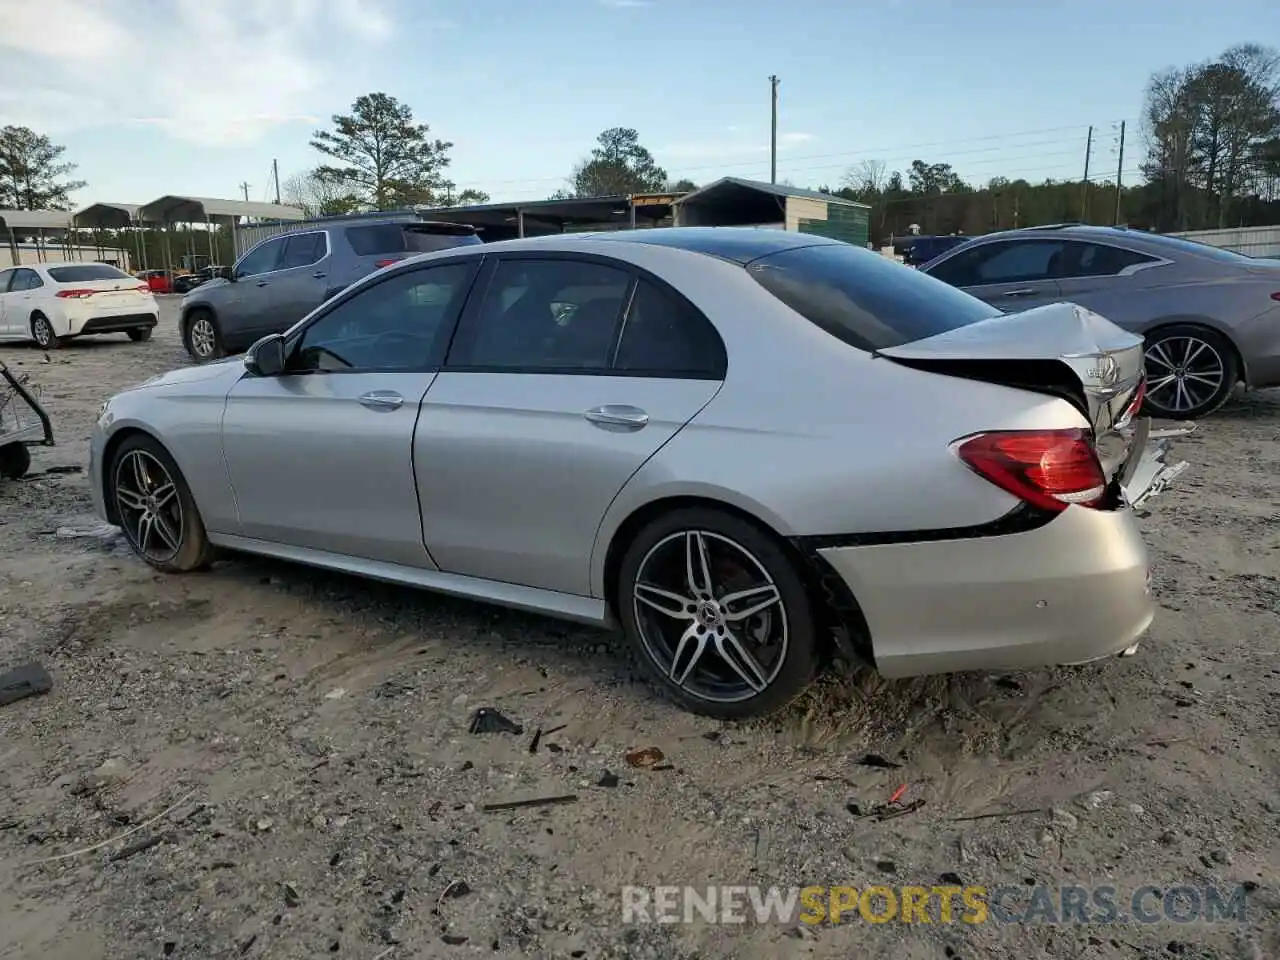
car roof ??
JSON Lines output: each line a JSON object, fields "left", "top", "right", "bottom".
{"left": 474, "top": 227, "right": 844, "bottom": 265}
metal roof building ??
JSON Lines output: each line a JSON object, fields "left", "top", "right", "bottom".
{"left": 416, "top": 193, "right": 681, "bottom": 241}
{"left": 673, "top": 177, "right": 871, "bottom": 246}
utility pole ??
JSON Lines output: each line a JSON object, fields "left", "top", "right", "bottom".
{"left": 272, "top": 159, "right": 281, "bottom": 206}
{"left": 769, "top": 74, "right": 780, "bottom": 184}
{"left": 239, "top": 181, "right": 250, "bottom": 202}
{"left": 1080, "top": 125, "right": 1093, "bottom": 222}
{"left": 1113, "top": 120, "right": 1126, "bottom": 225}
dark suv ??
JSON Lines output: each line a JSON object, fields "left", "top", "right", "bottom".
{"left": 179, "top": 214, "right": 481, "bottom": 362}
{"left": 899, "top": 235, "right": 970, "bottom": 267}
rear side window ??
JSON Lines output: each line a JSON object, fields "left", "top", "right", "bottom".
{"left": 614, "top": 279, "right": 726, "bottom": 378}
{"left": 47, "top": 264, "right": 132, "bottom": 282}
{"left": 748, "top": 243, "right": 1001, "bottom": 352}
{"left": 346, "top": 223, "right": 481, "bottom": 256}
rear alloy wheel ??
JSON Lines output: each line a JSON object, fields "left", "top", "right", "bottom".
{"left": 110, "top": 435, "right": 215, "bottom": 572}
{"left": 30, "top": 314, "right": 59, "bottom": 350}
{"left": 617, "top": 508, "right": 819, "bottom": 719}
{"left": 1143, "top": 325, "right": 1237, "bottom": 420}
{"left": 184, "top": 310, "right": 224, "bottom": 363}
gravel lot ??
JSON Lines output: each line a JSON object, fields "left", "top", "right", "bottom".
{"left": 1, "top": 299, "right": 1277, "bottom": 960}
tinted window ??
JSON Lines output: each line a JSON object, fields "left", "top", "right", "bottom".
{"left": 0, "top": 269, "right": 14, "bottom": 292}
{"left": 747, "top": 243, "right": 1000, "bottom": 352}
{"left": 346, "top": 223, "right": 479, "bottom": 257}
{"left": 614, "top": 279, "right": 726, "bottom": 378}
{"left": 279, "top": 232, "right": 327, "bottom": 269}
{"left": 926, "top": 240, "right": 1066, "bottom": 286}
{"left": 12, "top": 269, "right": 43, "bottom": 290}
{"left": 235, "top": 238, "right": 285, "bottom": 278}
{"left": 452, "top": 258, "right": 631, "bottom": 371}
{"left": 1067, "top": 242, "right": 1159, "bottom": 278}
{"left": 290, "top": 262, "right": 476, "bottom": 373}
{"left": 46, "top": 264, "right": 131, "bottom": 282}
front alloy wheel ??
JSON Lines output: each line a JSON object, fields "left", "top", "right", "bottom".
{"left": 109, "top": 435, "right": 215, "bottom": 572}
{"left": 185, "top": 311, "right": 223, "bottom": 363}
{"left": 618, "top": 508, "right": 819, "bottom": 718}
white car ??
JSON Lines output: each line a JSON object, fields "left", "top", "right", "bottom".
{"left": 0, "top": 262, "right": 159, "bottom": 349}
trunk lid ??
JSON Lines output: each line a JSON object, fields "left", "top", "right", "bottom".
{"left": 57, "top": 277, "right": 151, "bottom": 306}
{"left": 877, "top": 301, "right": 1150, "bottom": 486}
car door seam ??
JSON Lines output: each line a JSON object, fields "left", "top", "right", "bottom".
{"left": 408, "top": 373, "right": 443, "bottom": 569}
{"left": 585, "top": 378, "right": 728, "bottom": 598}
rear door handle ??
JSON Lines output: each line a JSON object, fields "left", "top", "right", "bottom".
{"left": 358, "top": 390, "right": 404, "bottom": 410}
{"left": 256, "top": 281, "right": 269, "bottom": 287}
{"left": 584, "top": 404, "right": 649, "bottom": 431}
{"left": 1002, "top": 288, "right": 1036, "bottom": 297}
{"left": 312, "top": 271, "right": 326, "bottom": 279}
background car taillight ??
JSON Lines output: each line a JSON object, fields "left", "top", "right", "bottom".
{"left": 954, "top": 428, "right": 1107, "bottom": 513}
{"left": 55, "top": 289, "right": 98, "bottom": 299}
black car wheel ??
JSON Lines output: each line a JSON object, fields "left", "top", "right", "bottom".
{"left": 30, "top": 313, "right": 60, "bottom": 350}
{"left": 128, "top": 328, "right": 153, "bottom": 342}
{"left": 616, "top": 507, "right": 819, "bottom": 719}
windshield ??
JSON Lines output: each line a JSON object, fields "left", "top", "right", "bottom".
{"left": 47, "top": 264, "right": 134, "bottom": 282}
{"left": 747, "top": 242, "right": 1001, "bottom": 352}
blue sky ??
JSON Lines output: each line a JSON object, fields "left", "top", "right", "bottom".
{"left": 2, "top": 0, "right": 1278, "bottom": 210}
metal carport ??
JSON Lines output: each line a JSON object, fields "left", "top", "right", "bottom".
{"left": 417, "top": 193, "right": 679, "bottom": 241}
{"left": 137, "top": 196, "right": 305, "bottom": 274}
{"left": 0, "top": 209, "right": 74, "bottom": 266}
{"left": 73, "top": 203, "right": 146, "bottom": 270}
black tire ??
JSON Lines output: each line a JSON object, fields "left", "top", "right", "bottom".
{"left": 0, "top": 442, "right": 31, "bottom": 480}
{"left": 108, "top": 434, "right": 216, "bottom": 573}
{"left": 1142, "top": 324, "right": 1238, "bottom": 420}
{"left": 30, "top": 313, "right": 60, "bottom": 350}
{"left": 127, "top": 328, "right": 153, "bottom": 342}
{"left": 183, "top": 309, "right": 224, "bottom": 363}
{"left": 616, "top": 507, "right": 819, "bottom": 719}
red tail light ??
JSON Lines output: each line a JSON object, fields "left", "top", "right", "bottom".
{"left": 56, "top": 288, "right": 98, "bottom": 299}
{"left": 1270, "top": 291, "right": 1280, "bottom": 301}
{"left": 134, "top": 283, "right": 150, "bottom": 293}
{"left": 955, "top": 429, "right": 1106, "bottom": 513}
{"left": 375, "top": 257, "right": 403, "bottom": 269}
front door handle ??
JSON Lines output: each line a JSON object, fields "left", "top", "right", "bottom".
{"left": 358, "top": 390, "right": 404, "bottom": 411}
{"left": 256, "top": 281, "right": 269, "bottom": 287}
{"left": 312, "top": 271, "right": 326, "bottom": 279}
{"left": 584, "top": 404, "right": 649, "bottom": 431}
{"left": 1002, "top": 288, "right": 1036, "bottom": 297}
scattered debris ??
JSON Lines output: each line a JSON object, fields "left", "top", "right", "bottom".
{"left": 949, "top": 807, "right": 1041, "bottom": 823}
{"left": 1050, "top": 808, "right": 1079, "bottom": 832}
{"left": 938, "top": 872, "right": 964, "bottom": 885}
{"left": 23, "top": 791, "right": 194, "bottom": 867}
{"left": 597, "top": 771, "right": 620, "bottom": 788}
{"left": 855, "top": 754, "right": 901, "bottom": 769}
{"left": 625, "top": 747, "right": 664, "bottom": 768}
{"left": 888, "top": 784, "right": 908, "bottom": 805}
{"left": 283, "top": 883, "right": 302, "bottom": 908}
{"left": 54, "top": 521, "right": 119, "bottom": 540}
{"left": 481, "top": 795, "right": 578, "bottom": 813}
{"left": 849, "top": 798, "right": 927, "bottom": 822}
{"left": 108, "top": 834, "right": 168, "bottom": 863}
{"left": 875, "top": 859, "right": 897, "bottom": 873}
{"left": 323, "top": 687, "right": 346, "bottom": 700}
{"left": 468, "top": 708, "right": 523, "bottom": 735}
{"left": 0, "top": 664, "right": 52, "bottom": 708}
{"left": 441, "top": 935, "right": 468, "bottom": 946}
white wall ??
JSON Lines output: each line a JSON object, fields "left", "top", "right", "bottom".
{"left": 1166, "top": 225, "right": 1280, "bottom": 258}
{"left": 2, "top": 243, "right": 132, "bottom": 270}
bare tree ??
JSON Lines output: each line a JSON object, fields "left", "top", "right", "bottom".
{"left": 281, "top": 169, "right": 361, "bottom": 217}
{"left": 842, "top": 158, "right": 887, "bottom": 198}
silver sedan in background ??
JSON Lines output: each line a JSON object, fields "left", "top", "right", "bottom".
{"left": 919, "top": 224, "right": 1280, "bottom": 419}
{"left": 90, "top": 229, "right": 1177, "bottom": 718}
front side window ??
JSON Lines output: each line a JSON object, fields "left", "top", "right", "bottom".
{"left": 289, "top": 261, "right": 476, "bottom": 373}
{"left": 11, "top": 269, "right": 42, "bottom": 291}
{"left": 748, "top": 242, "right": 1000, "bottom": 352}
{"left": 451, "top": 258, "right": 631, "bottom": 371}
{"left": 928, "top": 240, "right": 1067, "bottom": 287}
{"left": 235, "top": 238, "right": 285, "bottom": 279}
{"left": 279, "top": 232, "right": 327, "bottom": 269}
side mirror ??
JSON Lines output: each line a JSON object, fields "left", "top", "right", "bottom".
{"left": 244, "top": 334, "right": 286, "bottom": 377}
{"left": 218, "top": 266, "right": 235, "bottom": 281}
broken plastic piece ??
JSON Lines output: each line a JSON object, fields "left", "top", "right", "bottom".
{"left": 468, "top": 708, "right": 522, "bottom": 735}
{"left": 0, "top": 664, "right": 52, "bottom": 707}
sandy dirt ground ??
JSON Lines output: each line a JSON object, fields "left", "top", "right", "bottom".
{"left": 0, "top": 301, "right": 1277, "bottom": 960}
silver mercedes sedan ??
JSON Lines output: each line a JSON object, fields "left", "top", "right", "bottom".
{"left": 89, "top": 228, "right": 1177, "bottom": 718}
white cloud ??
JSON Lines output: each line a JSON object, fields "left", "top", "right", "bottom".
{"left": 0, "top": 0, "right": 394, "bottom": 145}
